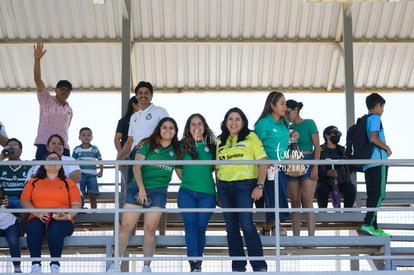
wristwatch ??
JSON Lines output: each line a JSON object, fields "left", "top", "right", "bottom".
{"left": 256, "top": 183, "right": 264, "bottom": 190}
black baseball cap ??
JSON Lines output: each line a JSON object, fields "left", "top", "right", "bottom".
{"left": 56, "top": 80, "right": 72, "bottom": 91}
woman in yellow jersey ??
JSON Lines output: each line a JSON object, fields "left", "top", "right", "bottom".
{"left": 216, "top": 107, "right": 268, "bottom": 272}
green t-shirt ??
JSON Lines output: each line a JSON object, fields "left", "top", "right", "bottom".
{"left": 255, "top": 114, "right": 290, "bottom": 160}
{"left": 131, "top": 143, "right": 177, "bottom": 189}
{"left": 0, "top": 165, "right": 31, "bottom": 197}
{"left": 290, "top": 119, "right": 318, "bottom": 152}
{"left": 179, "top": 142, "right": 216, "bottom": 195}
{"left": 216, "top": 132, "right": 267, "bottom": 181}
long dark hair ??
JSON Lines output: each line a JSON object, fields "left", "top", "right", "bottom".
{"left": 180, "top": 113, "right": 216, "bottom": 160}
{"left": 255, "top": 91, "right": 289, "bottom": 128}
{"left": 122, "top": 96, "right": 138, "bottom": 120}
{"left": 143, "top": 117, "right": 181, "bottom": 158}
{"left": 35, "top": 151, "right": 66, "bottom": 180}
{"left": 218, "top": 107, "right": 251, "bottom": 146}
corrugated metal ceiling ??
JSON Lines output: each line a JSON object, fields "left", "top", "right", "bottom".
{"left": 0, "top": 0, "right": 413, "bottom": 93}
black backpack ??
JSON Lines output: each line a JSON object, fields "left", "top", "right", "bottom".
{"left": 345, "top": 114, "right": 381, "bottom": 172}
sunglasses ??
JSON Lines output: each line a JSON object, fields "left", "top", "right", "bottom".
{"left": 329, "top": 130, "right": 342, "bottom": 136}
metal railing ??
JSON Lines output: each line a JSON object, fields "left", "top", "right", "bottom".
{"left": 0, "top": 158, "right": 413, "bottom": 273}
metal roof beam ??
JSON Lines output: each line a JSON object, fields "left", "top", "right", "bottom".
{"left": 343, "top": 4, "right": 356, "bottom": 129}
{"left": 0, "top": 87, "right": 411, "bottom": 94}
{"left": 1, "top": 39, "right": 413, "bottom": 45}
{"left": 121, "top": 0, "right": 132, "bottom": 117}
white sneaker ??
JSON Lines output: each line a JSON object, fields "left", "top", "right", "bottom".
{"left": 50, "top": 264, "right": 60, "bottom": 273}
{"left": 106, "top": 263, "right": 120, "bottom": 272}
{"left": 31, "top": 264, "right": 41, "bottom": 273}
{"left": 142, "top": 265, "right": 152, "bottom": 272}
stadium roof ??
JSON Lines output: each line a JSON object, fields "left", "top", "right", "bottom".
{"left": 0, "top": 0, "right": 413, "bottom": 94}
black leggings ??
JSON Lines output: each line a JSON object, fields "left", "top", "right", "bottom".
{"left": 363, "top": 165, "right": 388, "bottom": 228}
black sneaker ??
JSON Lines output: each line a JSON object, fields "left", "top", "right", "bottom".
{"left": 190, "top": 261, "right": 201, "bottom": 272}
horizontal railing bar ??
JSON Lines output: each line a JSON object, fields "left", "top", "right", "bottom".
{"left": 1, "top": 158, "right": 414, "bottom": 166}
{"left": 0, "top": 206, "right": 412, "bottom": 214}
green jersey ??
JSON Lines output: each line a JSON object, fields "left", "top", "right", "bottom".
{"left": 179, "top": 142, "right": 215, "bottom": 195}
{"left": 0, "top": 165, "right": 31, "bottom": 197}
{"left": 132, "top": 143, "right": 177, "bottom": 189}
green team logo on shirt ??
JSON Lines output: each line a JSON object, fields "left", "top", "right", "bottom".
{"left": 149, "top": 149, "right": 175, "bottom": 171}
{"left": 150, "top": 164, "right": 173, "bottom": 171}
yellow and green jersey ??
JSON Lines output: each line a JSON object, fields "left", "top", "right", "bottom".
{"left": 216, "top": 132, "right": 266, "bottom": 181}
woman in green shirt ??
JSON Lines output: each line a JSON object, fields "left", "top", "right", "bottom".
{"left": 176, "top": 113, "right": 216, "bottom": 272}
{"left": 255, "top": 91, "right": 297, "bottom": 236}
{"left": 107, "top": 117, "right": 181, "bottom": 273}
{"left": 286, "top": 100, "right": 320, "bottom": 236}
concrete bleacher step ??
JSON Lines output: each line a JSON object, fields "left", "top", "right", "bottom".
{"left": 380, "top": 224, "right": 414, "bottom": 230}
{"left": 390, "top": 247, "right": 414, "bottom": 255}
{"left": 390, "top": 236, "right": 414, "bottom": 242}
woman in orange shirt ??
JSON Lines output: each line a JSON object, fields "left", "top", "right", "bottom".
{"left": 20, "top": 151, "right": 82, "bottom": 273}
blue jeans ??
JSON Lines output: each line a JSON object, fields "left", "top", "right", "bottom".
{"left": 177, "top": 187, "right": 215, "bottom": 258}
{"left": 264, "top": 170, "right": 290, "bottom": 222}
{"left": 26, "top": 218, "right": 74, "bottom": 266}
{"left": 6, "top": 196, "right": 22, "bottom": 209}
{"left": 217, "top": 179, "right": 267, "bottom": 272}
{"left": 0, "top": 219, "right": 21, "bottom": 267}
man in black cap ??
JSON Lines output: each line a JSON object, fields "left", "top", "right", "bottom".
{"left": 33, "top": 42, "right": 73, "bottom": 160}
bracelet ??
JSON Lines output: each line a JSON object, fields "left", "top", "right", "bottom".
{"left": 67, "top": 214, "right": 71, "bottom": 220}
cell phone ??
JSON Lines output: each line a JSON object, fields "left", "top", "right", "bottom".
{"left": 134, "top": 193, "right": 152, "bottom": 208}
{"left": 139, "top": 198, "right": 152, "bottom": 208}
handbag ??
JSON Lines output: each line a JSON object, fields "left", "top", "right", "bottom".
{"left": 284, "top": 142, "right": 308, "bottom": 177}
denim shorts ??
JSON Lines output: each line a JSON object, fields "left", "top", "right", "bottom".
{"left": 124, "top": 184, "right": 168, "bottom": 208}
{"left": 80, "top": 173, "right": 99, "bottom": 194}
{"left": 285, "top": 153, "right": 314, "bottom": 182}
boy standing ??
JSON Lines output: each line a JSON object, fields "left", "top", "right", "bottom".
{"left": 72, "top": 127, "right": 103, "bottom": 209}
{"left": 359, "top": 93, "right": 392, "bottom": 237}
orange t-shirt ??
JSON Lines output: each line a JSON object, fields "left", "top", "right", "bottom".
{"left": 20, "top": 177, "right": 81, "bottom": 222}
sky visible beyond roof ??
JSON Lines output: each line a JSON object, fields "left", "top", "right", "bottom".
{"left": 1, "top": 92, "right": 412, "bottom": 183}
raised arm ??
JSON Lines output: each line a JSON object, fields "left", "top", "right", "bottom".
{"left": 0, "top": 122, "right": 8, "bottom": 147}
{"left": 0, "top": 133, "right": 7, "bottom": 147}
{"left": 33, "top": 42, "right": 47, "bottom": 92}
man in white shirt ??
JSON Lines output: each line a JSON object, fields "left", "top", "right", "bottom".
{"left": 117, "top": 81, "right": 169, "bottom": 161}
